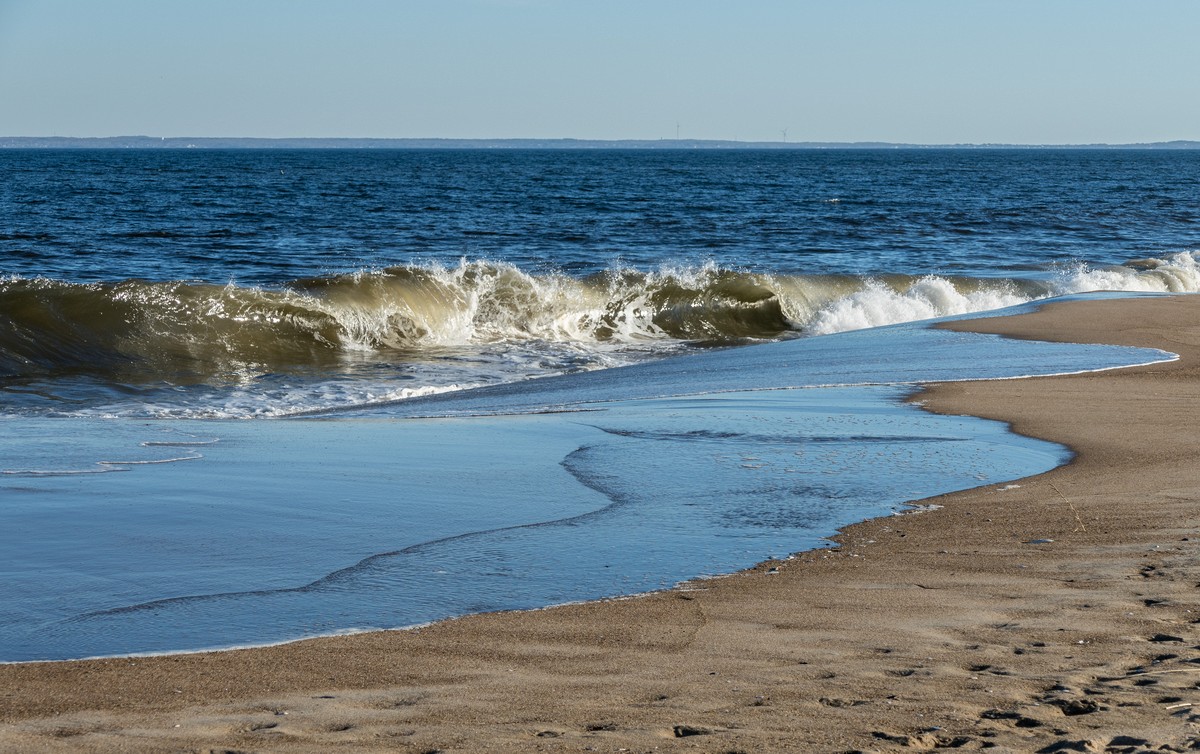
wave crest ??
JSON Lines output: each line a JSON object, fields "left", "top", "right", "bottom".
{"left": 2, "top": 253, "right": 1198, "bottom": 385}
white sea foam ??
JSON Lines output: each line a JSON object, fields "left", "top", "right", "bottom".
{"left": 127, "top": 382, "right": 483, "bottom": 420}
{"left": 806, "top": 277, "right": 1029, "bottom": 335}
{"left": 803, "top": 250, "right": 1200, "bottom": 336}
{"left": 1, "top": 467, "right": 128, "bottom": 476}
{"left": 1054, "top": 251, "right": 1200, "bottom": 295}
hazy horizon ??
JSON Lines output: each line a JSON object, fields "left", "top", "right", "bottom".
{"left": 4, "top": 135, "right": 1200, "bottom": 149}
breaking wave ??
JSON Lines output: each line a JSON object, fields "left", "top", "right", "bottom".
{"left": 2, "top": 253, "right": 1198, "bottom": 388}
{"left": 805, "top": 252, "right": 1200, "bottom": 334}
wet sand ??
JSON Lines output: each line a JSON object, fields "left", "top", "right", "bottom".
{"left": 2, "top": 295, "right": 1198, "bottom": 753}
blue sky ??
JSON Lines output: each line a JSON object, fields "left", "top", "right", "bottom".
{"left": 0, "top": 0, "right": 1196, "bottom": 143}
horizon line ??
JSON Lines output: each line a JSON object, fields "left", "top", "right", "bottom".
{"left": 2, "top": 135, "right": 1199, "bottom": 150}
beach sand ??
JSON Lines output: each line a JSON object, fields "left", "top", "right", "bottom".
{"left": 2, "top": 295, "right": 1198, "bottom": 753}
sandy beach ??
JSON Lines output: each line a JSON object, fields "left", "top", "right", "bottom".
{"left": 2, "top": 294, "right": 1198, "bottom": 753}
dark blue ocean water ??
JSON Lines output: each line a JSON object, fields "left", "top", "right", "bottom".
{"left": 2, "top": 149, "right": 1198, "bottom": 418}
{"left": 4, "top": 149, "right": 1200, "bottom": 284}
{"left": 0, "top": 149, "right": 1191, "bottom": 660}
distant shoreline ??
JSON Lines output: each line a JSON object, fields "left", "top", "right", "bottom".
{"left": 2, "top": 136, "right": 1199, "bottom": 150}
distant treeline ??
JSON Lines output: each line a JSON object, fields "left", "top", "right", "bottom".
{"left": 2, "top": 136, "right": 1199, "bottom": 150}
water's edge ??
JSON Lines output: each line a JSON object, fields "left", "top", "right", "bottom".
{"left": 0, "top": 296, "right": 1178, "bottom": 665}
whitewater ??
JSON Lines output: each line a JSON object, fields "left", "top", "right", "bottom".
{"left": 3, "top": 252, "right": 1197, "bottom": 418}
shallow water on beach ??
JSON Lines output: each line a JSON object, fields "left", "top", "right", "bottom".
{"left": 0, "top": 314, "right": 1173, "bottom": 661}
{"left": 0, "top": 149, "right": 1195, "bottom": 660}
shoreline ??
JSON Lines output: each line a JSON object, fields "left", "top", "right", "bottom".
{"left": 3, "top": 295, "right": 1199, "bottom": 752}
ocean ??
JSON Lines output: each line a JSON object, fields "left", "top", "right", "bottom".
{"left": 1, "top": 148, "right": 1196, "bottom": 661}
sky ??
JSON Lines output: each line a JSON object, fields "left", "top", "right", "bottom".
{"left": 0, "top": 0, "right": 1196, "bottom": 144}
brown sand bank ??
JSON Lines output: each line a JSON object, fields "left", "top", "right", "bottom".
{"left": 2, "top": 295, "right": 1199, "bottom": 753}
